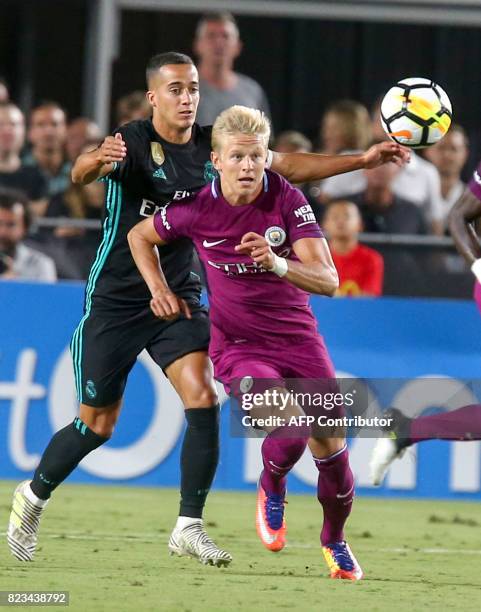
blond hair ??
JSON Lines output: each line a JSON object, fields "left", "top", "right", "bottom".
{"left": 212, "top": 105, "right": 270, "bottom": 151}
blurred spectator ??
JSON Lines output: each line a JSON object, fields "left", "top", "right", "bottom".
{"left": 0, "top": 102, "right": 48, "bottom": 206}
{"left": 424, "top": 124, "right": 469, "bottom": 228}
{"left": 275, "top": 130, "right": 312, "bottom": 154}
{"left": 0, "top": 77, "right": 9, "bottom": 103}
{"left": 322, "top": 100, "right": 444, "bottom": 234}
{"left": 194, "top": 12, "right": 271, "bottom": 126}
{"left": 274, "top": 130, "right": 322, "bottom": 219}
{"left": 344, "top": 163, "right": 427, "bottom": 234}
{"left": 370, "top": 94, "right": 386, "bottom": 142}
{"left": 34, "top": 142, "right": 104, "bottom": 280}
{"left": 323, "top": 199, "right": 384, "bottom": 296}
{"left": 0, "top": 187, "right": 56, "bottom": 281}
{"left": 24, "top": 102, "right": 71, "bottom": 203}
{"left": 320, "top": 99, "right": 372, "bottom": 155}
{"left": 66, "top": 117, "right": 102, "bottom": 162}
{"left": 316, "top": 100, "right": 372, "bottom": 204}
{"left": 116, "top": 91, "right": 151, "bottom": 126}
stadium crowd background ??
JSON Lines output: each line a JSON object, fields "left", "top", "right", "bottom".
{"left": 0, "top": 0, "right": 479, "bottom": 298}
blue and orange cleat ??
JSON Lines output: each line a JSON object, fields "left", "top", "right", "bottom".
{"left": 322, "top": 541, "right": 363, "bottom": 580}
{"left": 255, "top": 479, "right": 287, "bottom": 552}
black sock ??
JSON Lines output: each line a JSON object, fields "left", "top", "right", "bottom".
{"left": 179, "top": 405, "right": 220, "bottom": 519}
{"left": 31, "top": 417, "right": 109, "bottom": 500}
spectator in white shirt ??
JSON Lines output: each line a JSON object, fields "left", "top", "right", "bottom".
{"left": 317, "top": 100, "right": 371, "bottom": 203}
{"left": 424, "top": 124, "right": 469, "bottom": 230}
{"left": 322, "top": 98, "right": 445, "bottom": 234}
{"left": 0, "top": 188, "right": 56, "bottom": 281}
{"left": 320, "top": 99, "right": 372, "bottom": 155}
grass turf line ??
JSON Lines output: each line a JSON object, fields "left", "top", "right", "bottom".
{"left": 1, "top": 481, "right": 481, "bottom": 611}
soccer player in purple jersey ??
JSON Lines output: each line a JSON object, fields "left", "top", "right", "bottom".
{"left": 370, "top": 159, "right": 481, "bottom": 485}
{"left": 6, "top": 51, "right": 408, "bottom": 567}
{"left": 128, "top": 105, "right": 363, "bottom": 580}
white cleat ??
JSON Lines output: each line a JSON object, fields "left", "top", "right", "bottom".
{"left": 7, "top": 481, "right": 48, "bottom": 562}
{"left": 370, "top": 437, "right": 406, "bottom": 486}
{"left": 168, "top": 521, "right": 232, "bottom": 567}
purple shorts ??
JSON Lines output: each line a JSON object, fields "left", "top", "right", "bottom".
{"left": 209, "top": 325, "right": 336, "bottom": 395}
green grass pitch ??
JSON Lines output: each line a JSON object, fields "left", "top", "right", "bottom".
{"left": 1, "top": 481, "right": 481, "bottom": 611}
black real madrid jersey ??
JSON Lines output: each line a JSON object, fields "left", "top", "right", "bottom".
{"left": 86, "top": 120, "right": 215, "bottom": 310}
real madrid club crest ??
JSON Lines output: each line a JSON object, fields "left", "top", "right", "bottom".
{"left": 150, "top": 142, "right": 165, "bottom": 166}
{"left": 265, "top": 226, "right": 286, "bottom": 248}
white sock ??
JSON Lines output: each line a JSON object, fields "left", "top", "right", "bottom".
{"left": 176, "top": 516, "right": 202, "bottom": 530}
{"left": 24, "top": 482, "right": 49, "bottom": 508}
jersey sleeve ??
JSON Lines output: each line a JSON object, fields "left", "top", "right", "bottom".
{"left": 281, "top": 178, "right": 324, "bottom": 243}
{"left": 153, "top": 198, "right": 197, "bottom": 242}
{"left": 468, "top": 162, "right": 481, "bottom": 202}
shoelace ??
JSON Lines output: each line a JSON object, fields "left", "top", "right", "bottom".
{"left": 328, "top": 542, "right": 355, "bottom": 570}
{"left": 265, "top": 493, "right": 285, "bottom": 530}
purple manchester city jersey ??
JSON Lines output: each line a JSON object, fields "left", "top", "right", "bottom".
{"left": 469, "top": 162, "right": 481, "bottom": 201}
{"left": 153, "top": 170, "right": 324, "bottom": 345}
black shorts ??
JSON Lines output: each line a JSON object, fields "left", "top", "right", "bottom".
{"left": 70, "top": 304, "right": 210, "bottom": 407}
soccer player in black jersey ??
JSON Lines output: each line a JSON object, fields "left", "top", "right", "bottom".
{"left": 7, "top": 51, "right": 408, "bottom": 564}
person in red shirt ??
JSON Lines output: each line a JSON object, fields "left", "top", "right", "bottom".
{"left": 323, "top": 199, "right": 384, "bottom": 296}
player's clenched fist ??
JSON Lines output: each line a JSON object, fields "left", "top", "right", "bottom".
{"left": 150, "top": 288, "right": 192, "bottom": 321}
{"left": 235, "top": 232, "right": 275, "bottom": 270}
{"left": 95, "top": 132, "right": 127, "bottom": 165}
{"left": 362, "top": 141, "right": 410, "bottom": 169}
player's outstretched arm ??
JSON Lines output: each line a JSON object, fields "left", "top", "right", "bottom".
{"left": 71, "top": 133, "right": 127, "bottom": 184}
{"left": 270, "top": 142, "right": 410, "bottom": 184}
{"left": 127, "top": 218, "right": 191, "bottom": 320}
{"left": 235, "top": 233, "right": 338, "bottom": 296}
{"left": 448, "top": 188, "right": 481, "bottom": 273}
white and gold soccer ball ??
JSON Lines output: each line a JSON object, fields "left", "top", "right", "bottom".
{"left": 380, "top": 77, "right": 452, "bottom": 149}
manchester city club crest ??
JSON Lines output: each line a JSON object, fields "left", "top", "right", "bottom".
{"left": 239, "top": 375, "right": 254, "bottom": 393}
{"left": 150, "top": 142, "right": 165, "bottom": 166}
{"left": 264, "top": 226, "right": 286, "bottom": 247}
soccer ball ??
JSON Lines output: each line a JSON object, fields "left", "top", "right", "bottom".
{"left": 380, "top": 77, "right": 452, "bottom": 149}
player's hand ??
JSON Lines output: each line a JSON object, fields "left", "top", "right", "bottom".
{"left": 150, "top": 288, "right": 192, "bottom": 321}
{"left": 235, "top": 232, "right": 275, "bottom": 270}
{"left": 95, "top": 133, "right": 127, "bottom": 165}
{"left": 362, "top": 141, "right": 410, "bottom": 169}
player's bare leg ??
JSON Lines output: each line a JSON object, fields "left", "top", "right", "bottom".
{"left": 165, "top": 351, "right": 232, "bottom": 567}
{"left": 7, "top": 401, "right": 120, "bottom": 561}
{"left": 309, "top": 436, "right": 363, "bottom": 581}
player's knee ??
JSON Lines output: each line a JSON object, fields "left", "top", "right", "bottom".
{"left": 308, "top": 436, "right": 345, "bottom": 458}
{"left": 79, "top": 403, "right": 120, "bottom": 439}
{"left": 89, "top": 421, "right": 115, "bottom": 439}
{"left": 183, "top": 385, "right": 218, "bottom": 408}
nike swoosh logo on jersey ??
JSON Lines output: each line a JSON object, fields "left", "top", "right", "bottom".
{"left": 475, "top": 171, "right": 481, "bottom": 186}
{"left": 203, "top": 239, "right": 227, "bottom": 248}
